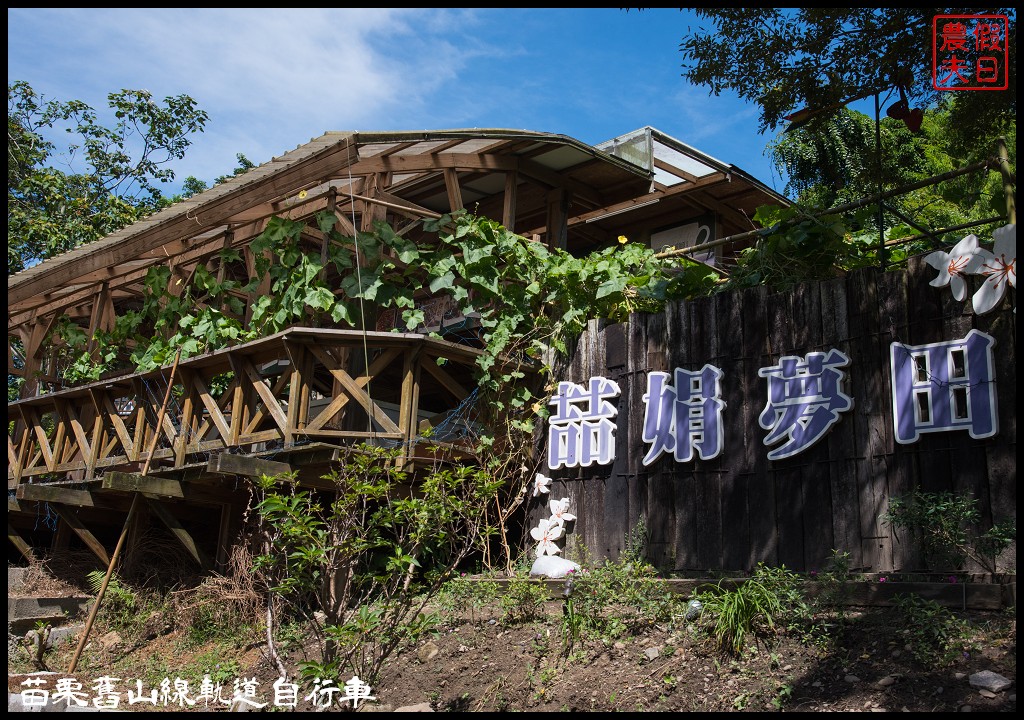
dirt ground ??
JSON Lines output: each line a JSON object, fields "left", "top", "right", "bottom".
{"left": 10, "top": 583, "right": 1016, "bottom": 713}
{"left": 371, "top": 598, "right": 1016, "bottom": 712}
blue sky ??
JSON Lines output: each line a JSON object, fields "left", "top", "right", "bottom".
{"left": 8, "top": 8, "right": 794, "bottom": 198}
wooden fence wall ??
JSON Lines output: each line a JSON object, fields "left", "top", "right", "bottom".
{"left": 533, "top": 256, "right": 1016, "bottom": 574}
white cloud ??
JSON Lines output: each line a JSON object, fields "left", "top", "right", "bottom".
{"left": 8, "top": 8, "right": 493, "bottom": 185}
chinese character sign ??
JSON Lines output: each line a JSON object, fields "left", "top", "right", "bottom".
{"left": 933, "top": 14, "right": 1009, "bottom": 90}
{"left": 890, "top": 329, "right": 998, "bottom": 444}
{"left": 641, "top": 365, "right": 725, "bottom": 465}
{"left": 547, "top": 377, "right": 621, "bottom": 469}
{"left": 19, "top": 675, "right": 374, "bottom": 711}
{"left": 758, "top": 350, "right": 853, "bottom": 461}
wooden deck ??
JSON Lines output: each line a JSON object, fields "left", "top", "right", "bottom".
{"left": 7, "top": 327, "right": 507, "bottom": 567}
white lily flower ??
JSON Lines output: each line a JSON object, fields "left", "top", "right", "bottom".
{"left": 548, "top": 497, "right": 576, "bottom": 526}
{"left": 925, "top": 234, "right": 984, "bottom": 301}
{"left": 971, "top": 224, "right": 1016, "bottom": 315}
{"left": 530, "top": 517, "right": 564, "bottom": 557}
{"left": 532, "top": 472, "right": 552, "bottom": 497}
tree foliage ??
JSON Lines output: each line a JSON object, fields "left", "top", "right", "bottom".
{"left": 768, "top": 105, "right": 1014, "bottom": 244}
{"left": 679, "top": 8, "right": 1016, "bottom": 149}
{"left": 7, "top": 80, "right": 209, "bottom": 274}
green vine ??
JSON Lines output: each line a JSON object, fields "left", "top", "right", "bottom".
{"left": 48, "top": 210, "right": 709, "bottom": 412}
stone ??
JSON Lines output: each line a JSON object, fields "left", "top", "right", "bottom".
{"left": 643, "top": 646, "right": 662, "bottom": 661}
{"left": 417, "top": 642, "right": 439, "bottom": 662}
{"left": 969, "top": 670, "right": 1011, "bottom": 693}
{"left": 877, "top": 676, "right": 897, "bottom": 687}
{"left": 978, "top": 690, "right": 997, "bottom": 699}
{"left": 395, "top": 703, "right": 434, "bottom": 712}
{"left": 529, "top": 556, "right": 580, "bottom": 578}
{"left": 845, "top": 675, "right": 861, "bottom": 683}
{"left": 98, "top": 631, "right": 122, "bottom": 648}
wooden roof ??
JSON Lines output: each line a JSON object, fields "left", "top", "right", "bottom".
{"left": 8, "top": 127, "right": 785, "bottom": 335}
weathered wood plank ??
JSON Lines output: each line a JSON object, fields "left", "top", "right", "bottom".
{"left": 102, "top": 471, "right": 187, "bottom": 498}
{"left": 820, "top": 276, "right": 862, "bottom": 570}
{"left": 741, "top": 284, "right": 776, "bottom": 568}
{"left": 207, "top": 453, "right": 293, "bottom": 478}
{"left": 597, "top": 322, "right": 628, "bottom": 560}
{"left": 691, "top": 294, "right": 722, "bottom": 569}
{"left": 717, "top": 289, "right": 748, "bottom": 571}
{"left": 17, "top": 483, "right": 100, "bottom": 508}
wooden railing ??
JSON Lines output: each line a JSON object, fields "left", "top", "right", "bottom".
{"left": 8, "top": 327, "right": 489, "bottom": 487}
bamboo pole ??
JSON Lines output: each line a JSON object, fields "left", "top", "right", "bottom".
{"left": 142, "top": 349, "right": 183, "bottom": 476}
{"left": 68, "top": 349, "right": 183, "bottom": 673}
{"left": 67, "top": 493, "right": 141, "bottom": 674}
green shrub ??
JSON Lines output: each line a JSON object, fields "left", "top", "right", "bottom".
{"left": 893, "top": 593, "right": 975, "bottom": 665}
{"left": 694, "top": 563, "right": 804, "bottom": 656}
{"left": 883, "top": 490, "right": 1016, "bottom": 573}
{"left": 499, "top": 576, "right": 550, "bottom": 624}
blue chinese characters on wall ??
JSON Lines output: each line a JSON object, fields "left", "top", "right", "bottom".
{"left": 547, "top": 377, "right": 621, "bottom": 470}
{"left": 757, "top": 350, "right": 853, "bottom": 461}
{"left": 545, "top": 331, "right": 999, "bottom": 468}
{"left": 889, "top": 329, "right": 998, "bottom": 444}
{"left": 641, "top": 365, "right": 725, "bottom": 465}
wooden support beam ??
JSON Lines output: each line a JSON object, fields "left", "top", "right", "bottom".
{"left": 89, "top": 391, "right": 135, "bottom": 462}
{"left": 207, "top": 453, "right": 293, "bottom": 478}
{"left": 546, "top": 187, "right": 568, "bottom": 250}
{"left": 9, "top": 523, "right": 35, "bottom": 562}
{"left": 304, "top": 347, "right": 400, "bottom": 431}
{"left": 238, "top": 358, "right": 291, "bottom": 434}
{"left": 174, "top": 375, "right": 196, "bottom": 467}
{"left": 100, "top": 471, "right": 235, "bottom": 505}
{"left": 398, "top": 348, "right": 422, "bottom": 467}
{"left": 444, "top": 168, "right": 464, "bottom": 212}
{"left": 190, "top": 372, "right": 232, "bottom": 444}
{"left": 17, "top": 483, "right": 101, "bottom": 508}
{"left": 50, "top": 506, "right": 110, "bottom": 565}
{"left": 304, "top": 345, "right": 401, "bottom": 434}
{"left": 421, "top": 356, "right": 471, "bottom": 402}
{"left": 143, "top": 496, "right": 212, "bottom": 571}
{"left": 102, "top": 471, "right": 187, "bottom": 498}
{"left": 333, "top": 208, "right": 357, "bottom": 236}
{"left": 215, "top": 502, "right": 235, "bottom": 571}
{"left": 503, "top": 170, "right": 518, "bottom": 230}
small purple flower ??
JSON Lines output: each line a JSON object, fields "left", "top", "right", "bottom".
{"left": 809, "top": 570, "right": 818, "bottom": 578}
{"left": 947, "top": 575, "right": 958, "bottom": 584}
{"left": 879, "top": 576, "right": 888, "bottom": 583}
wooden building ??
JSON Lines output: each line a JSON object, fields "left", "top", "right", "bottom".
{"left": 8, "top": 127, "right": 787, "bottom": 569}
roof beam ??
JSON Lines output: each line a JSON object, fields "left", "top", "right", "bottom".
{"left": 9, "top": 136, "right": 361, "bottom": 306}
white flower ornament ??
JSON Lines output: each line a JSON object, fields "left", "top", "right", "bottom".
{"left": 549, "top": 497, "right": 576, "bottom": 526}
{"left": 532, "top": 473, "right": 552, "bottom": 497}
{"left": 925, "top": 234, "right": 984, "bottom": 301}
{"left": 530, "top": 518, "right": 564, "bottom": 557}
{"left": 971, "top": 223, "right": 1016, "bottom": 315}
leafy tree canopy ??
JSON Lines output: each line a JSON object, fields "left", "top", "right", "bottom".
{"left": 7, "top": 80, "right": 209, "bottom": 274}
{"left": 769, "top": 104, "right": 1014, "bottom": 227}
{"left": 679, "top": 8, "right": 1016, "bottom": 151}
